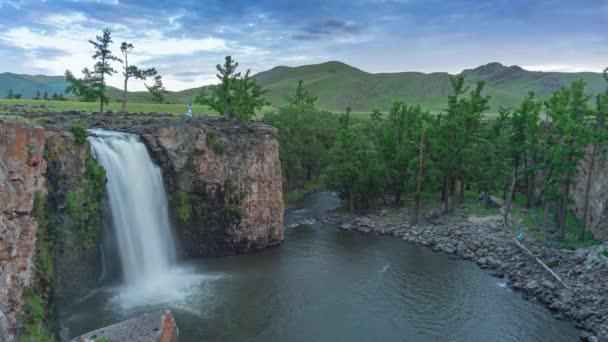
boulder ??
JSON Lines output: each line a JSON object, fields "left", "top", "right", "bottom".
{"left": 71, "top": 311, "right": 178, "bottom": 342}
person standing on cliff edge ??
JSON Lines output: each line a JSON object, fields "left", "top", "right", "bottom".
{"left": 185, "top": 100, "right": 193, "bottom": 118}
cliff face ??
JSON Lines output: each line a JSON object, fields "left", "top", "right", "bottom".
{"left": 0, "top": 119, "right": 47, "bottom": 340}
{"left": 0, "top": 115, "right": 284, "bottom": 340}
{"left": 572, "top": 147, "right": 608, "bottom": 240}
{"left": 44, "top": 129, "right": 106, "bottom": 303}
{"left": 140, "top": 118, "right": 284, "bottom": 257}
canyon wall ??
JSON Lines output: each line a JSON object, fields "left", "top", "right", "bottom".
{"left": 571, "top": 147, "right": 608, "bottom": 240}
{"left": 140, "top": 117, "right": 284, "bottom": 257}
{"left": 0, "top": 115, "right": 285, "bottom": 339}
{"left": 0, "top": 119, "right": 47, "bottom": 340}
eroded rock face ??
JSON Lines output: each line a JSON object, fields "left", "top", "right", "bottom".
{"left": 71, "top": 310, "right": 179, "bottom": 342}
{"left": 140, "top": 118, "right": 284, "bottom": 256}
{"left": 0, "top": 119, "right": 47, "bottom": 340}
{"left": 44, "top": 128, "right": 106, "bottom": 303}
{"left": 571, "top": 146, "right": 608, "bottom": 240}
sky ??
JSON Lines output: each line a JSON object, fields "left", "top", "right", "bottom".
{"left": 0, "top": 0, "right": 606, "bottom": 91}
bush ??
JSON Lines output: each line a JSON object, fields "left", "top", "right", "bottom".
{"left": 71, "top": 124, "right": 88, "bottom": 146}
{"left": 174, "top": 192, "right": 193, "bottom": 221}
{"left": 19, "top": 292, "right": 54, "bottom": 342}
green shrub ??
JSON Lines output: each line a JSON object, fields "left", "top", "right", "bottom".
{"left": 205, "top": 130, "right": 227, "bottom": 154}
{"left": 224, "top": 204, "right": 242, "bottom": 217}
{"left": 71, "top": 124, "right": 88, "bottom": 146}
{"left": 19, "top": 292, "right": 54, "bottom": 342}
{"left": 33, "top": 192, "right": 54, "bottom": 283}
{"left": 174, "top": 192, "right": 193, "bottom": 221}
{"left": 227, "top": 183, "right": 238, "bottom": 193}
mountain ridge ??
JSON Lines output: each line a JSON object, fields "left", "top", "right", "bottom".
{"left": 1, "top": 62, "right": 605, "bottom": 112}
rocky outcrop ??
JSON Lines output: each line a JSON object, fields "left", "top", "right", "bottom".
{"left": 572, "top": 147, "right": 608, "bottom": 240}
{"left": 140, "top": 118, "right": 284, "bottom": 256}
{"left": 0, "top": 113, "right": 284, "bottom": 339}
{"left": 71, "top": 310, "right": 178, "bottom": 342}
{"left": 44, "top": 128, "right": 106, "bottom": 303}
{"left": 0, "top": 119, "right": 47, "bottom": 341}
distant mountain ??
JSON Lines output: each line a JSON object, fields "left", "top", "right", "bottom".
{"left": 2, "top": 62, "right": 606, "bottom": 112}
{"left": 0, "top": 73, "right": 67, "bottom": 98}
{"left": 249, "top": 61, "right": 606, "bottom": 112}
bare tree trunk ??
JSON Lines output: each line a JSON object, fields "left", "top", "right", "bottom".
{"left": 558, "top": 147, "right": 574, "bottom": 241}
{"left": 580, "top": 144, "right": 597, "bottom": 240}
{"left": 503, "top": 168, "right": 518, "bottom": 226}
{"left": 121, "top": 77, "right": 128, "bottom": 113}
{"left": 459, "top": 174, "right": 465, "bottom": 204}
{"left": 444, "top": 176, "right": 450, "bottom": 214}
{"left": 558, "top": 184, "right": 570, "bottom": 241}
{"left": 543, "top": 201, "right": 549, "bottom": 245}
{"left": 535, "top": 169, "right": 553, "bottom": 207}
{"left": 414, "top": 132, "right": 424, "bottom": 224}
{"left": 526, "top": 155, "right": 536, "bottom": 208}
{"left": 449, "top": 176, "right": 456, "bottom": 213}
{"left": 441, "top": 176, "right": 447, "bottom": 202}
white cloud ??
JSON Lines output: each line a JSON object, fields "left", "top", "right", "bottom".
{"left": 522, "top": 64, "right": 601, "bottom": 73}
{"left": 0, "top": 25, "right": 228, "bottom": 90}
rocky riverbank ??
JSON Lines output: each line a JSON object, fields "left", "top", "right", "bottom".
{"left": 322, "top": 208, "right": 608, "bottom": 341}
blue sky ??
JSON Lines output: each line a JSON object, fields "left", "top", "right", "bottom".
{"left": 0, "top": 0, "right": 606, "bottom": 91}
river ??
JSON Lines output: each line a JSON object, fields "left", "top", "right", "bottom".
{"left": 59, "top": 191, "right": 580, "bottom": 341}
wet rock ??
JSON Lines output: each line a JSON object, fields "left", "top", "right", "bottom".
{"left": 542, "top": 280, "right": 557, "bottom": 291}
{"left": 71, "top": 310, "right": 179, "bottom": 342}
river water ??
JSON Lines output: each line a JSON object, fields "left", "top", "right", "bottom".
{"left": 59, "top": 191, "right": 580, "bottom": 341}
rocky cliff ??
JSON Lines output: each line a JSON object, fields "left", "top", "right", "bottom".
{"left": 139, "top": 117, "right": 284, "bottom": 256}
{"left": 0, "top": 114, "right": 285, "bottom": 340}
{"left": 0, "top": 119, "right": 47, "bottom": 340}
{"left": 572, "top": 147, "right": 608, "bottom": 240}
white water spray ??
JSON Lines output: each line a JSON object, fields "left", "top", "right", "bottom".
{"left": 89, "top": 129, "right": 176, "bottom": 285}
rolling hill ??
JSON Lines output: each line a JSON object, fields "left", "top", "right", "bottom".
{"left": 1, "top": 61, "right": 606, "bottom": 113}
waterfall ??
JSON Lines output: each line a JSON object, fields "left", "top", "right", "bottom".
{"left": 88, "top": 129, "right": 176, "bottom": 286}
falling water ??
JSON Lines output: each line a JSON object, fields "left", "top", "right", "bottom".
{"left": 88, "top": 129, "right": 176, "bottom": 286}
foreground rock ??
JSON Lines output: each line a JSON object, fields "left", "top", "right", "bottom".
{"left": 0, "top": 120, "right": 47, "bottom": 340}
{"left": 324, "top": 210, "right": 608, "bottom": 341}
{"left": 71, "top": 311, "right": 178, "bottom": 342}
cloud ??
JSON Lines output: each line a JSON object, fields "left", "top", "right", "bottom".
{"left": 0, "top": 0, "right": 605, "bottom": 91}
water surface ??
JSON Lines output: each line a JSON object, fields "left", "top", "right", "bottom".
{"left": 60, "top": 191, "right": 580, "bottom": 341}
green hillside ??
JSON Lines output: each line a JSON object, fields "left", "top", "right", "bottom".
{"left": 2, "top": 61, "right": 606, "bottom": 113}
{"left": 251, "top": 61, "right": 606, "bottom": 113}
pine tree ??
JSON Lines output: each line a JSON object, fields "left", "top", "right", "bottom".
{"left": 43, "top": 91, "right": 49, "bottom": 100}
{"left": 289, "top": 80, "right": 317, "bottom": 107}
{"left": 545, "top": 81, "right": 591, "bottom": 240}
{"left": 120, "top": 42, "right": 158, "bottom": 112}
{"left": 33, "top": 90, "right": 41, "bottom": 100}
{"left": 88, "top": 28, "right": 122, "bottom": 112}
{"left": 145, "top": 75, "right": 167, "bottom": 104}
{"left": 196, "top": 56, "right": 268, "bottom": 121}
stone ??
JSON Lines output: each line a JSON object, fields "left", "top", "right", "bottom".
{"left": 71, "top": 310, "right": 178, "bottom": 342}
{"left": 526, "top": 280, "right": 540, "bottom": 290}
{"left": 542, "top": 280, "right": 557, "bottom": 291}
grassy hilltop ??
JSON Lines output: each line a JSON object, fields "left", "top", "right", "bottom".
{"left": 2, "top": 61, "right": 606, "bottom": 114}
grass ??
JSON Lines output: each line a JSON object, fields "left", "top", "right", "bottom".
{"left": 510, "top": 194, "right": 603, "bottom": 249}
{"left": 0, "top": 99, "right": 216, "bottom": 116}
{"left": 283, "top": 180, "right": 321, "bottom": 203}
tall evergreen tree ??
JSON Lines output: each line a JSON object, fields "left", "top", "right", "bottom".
{"left": 119, "top": 42, "right": 158, "bottom": 112}
{"left": 145, "top": 75, "right": 167, "bottom": 104}
{"left": 89, "top": 28, "right": 122, "bottom": 112}
{"left": 196, "top": 56, "right": 267, "bottom": 121}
